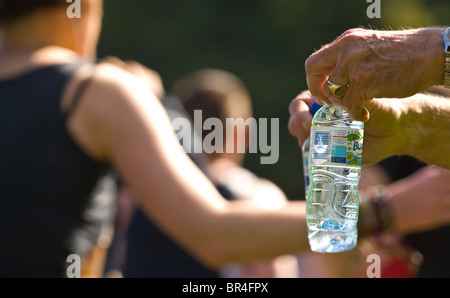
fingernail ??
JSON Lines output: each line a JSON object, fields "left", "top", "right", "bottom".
{"left": 363, "top": 107, "right": 370, "bottom": 122}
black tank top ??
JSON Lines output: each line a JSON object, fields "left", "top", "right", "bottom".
{"left": 0, "top": 62, "right": 112, "bottom": 277}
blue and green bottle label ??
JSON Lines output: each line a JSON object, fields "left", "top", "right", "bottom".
{"left": 310, "top": 127, "right": 363, "bottom": 167}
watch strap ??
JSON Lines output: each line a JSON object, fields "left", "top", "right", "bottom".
{"left": 443, "top": 27, "right": 450, "bottom": 88}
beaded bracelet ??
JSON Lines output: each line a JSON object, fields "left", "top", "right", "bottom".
{"left": 359, "top": 186, "right": 394, "bottom": 238}
{"left": 370, "top": 190, "right": 394, "bottom": 234}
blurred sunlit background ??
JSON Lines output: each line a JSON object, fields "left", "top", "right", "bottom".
{"left": 97, "top": 0, "right": 450, "bottom": 201}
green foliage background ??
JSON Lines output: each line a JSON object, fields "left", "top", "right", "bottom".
{"left": 97, "top": 0, "right": 449, "bottom": 200}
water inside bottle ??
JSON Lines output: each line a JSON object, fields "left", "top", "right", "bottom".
{"left": 306, "top": 164, "right": 359, "bottom": 253}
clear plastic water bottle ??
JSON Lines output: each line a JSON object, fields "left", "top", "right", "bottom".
{"left": 306, "top": 104, "right": 364, "bottom": 253}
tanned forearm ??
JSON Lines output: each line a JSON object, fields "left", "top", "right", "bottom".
{"left": 401, "top": 93, "right": 450, "bottom": 168}
{"left": 409, "top": 27, "right": 446, "bottom": 90}
{"left": 209, "top": 201, "right": 309, "bottom": 267}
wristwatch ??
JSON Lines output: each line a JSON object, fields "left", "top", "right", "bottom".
{"left": 443, "top": 27, "right": 450, "bottom": 88}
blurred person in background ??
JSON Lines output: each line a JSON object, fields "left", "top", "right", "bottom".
{"left": 172, "top": 68, "right": 300, "bottom": 278}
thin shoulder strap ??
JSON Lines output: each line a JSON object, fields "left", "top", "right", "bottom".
{"left": 64, "top": 61, "right": 99, "bottom": 120}
{"left": 65, "top": 74, "right": 93, "bottom": 119}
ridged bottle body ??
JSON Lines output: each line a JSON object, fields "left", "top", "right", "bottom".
{"left": 306, "top": 105, "right": 364, "bottom": 253}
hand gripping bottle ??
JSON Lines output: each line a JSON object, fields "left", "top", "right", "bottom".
{"left": 306, "top": 104, "right": 364, "bottom": 253}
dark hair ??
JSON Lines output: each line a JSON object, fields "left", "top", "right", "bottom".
{"left": 172, "top": 69, "right": 253, "bottom": 141}
{"left": 0, "top": 0, "right": 68, "bottom": 24}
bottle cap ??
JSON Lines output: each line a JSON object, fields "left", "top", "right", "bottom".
{"left": 310, "top": 102, "right": 323, "bottom": 116}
